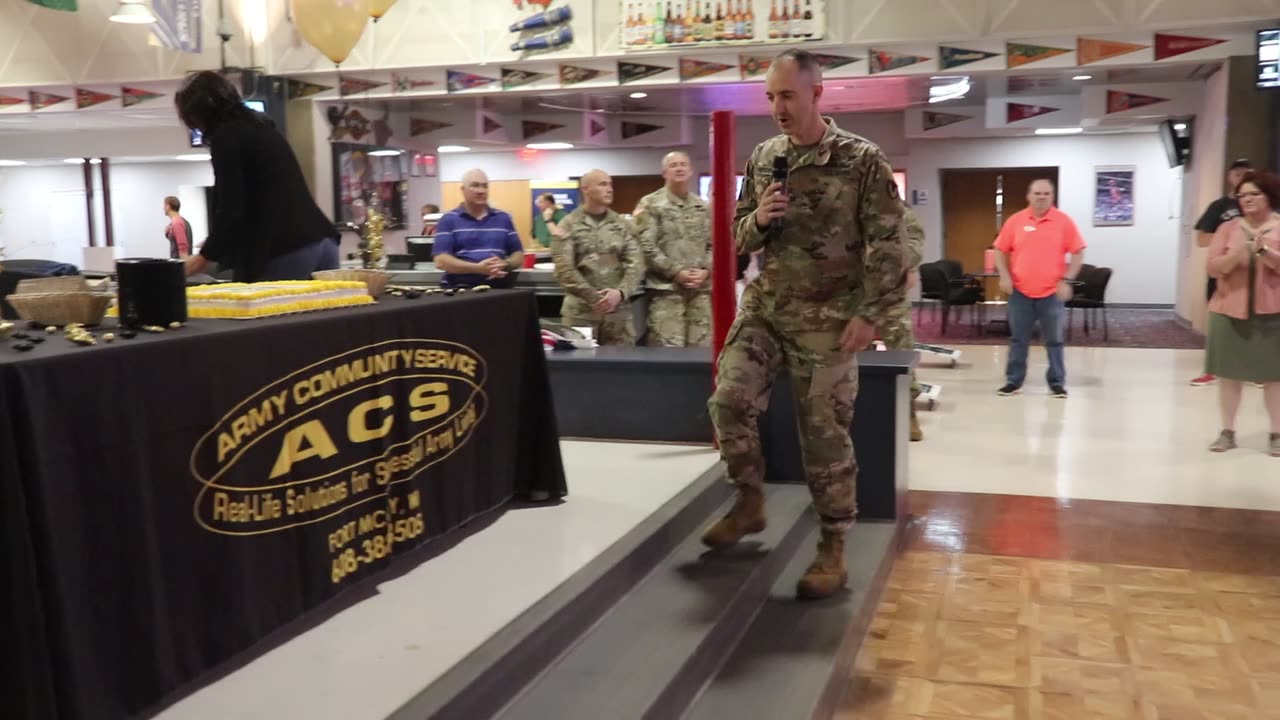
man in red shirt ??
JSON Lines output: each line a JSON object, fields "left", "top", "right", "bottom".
{"left": 994, "top": 179, "right": 1086, "bottom": 398}
{"left": 163, "top": 196, "right": 193, "bottom": 259}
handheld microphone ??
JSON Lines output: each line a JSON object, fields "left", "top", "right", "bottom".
{"left": 769, "top": 156, "right": 789, "bottom": 237}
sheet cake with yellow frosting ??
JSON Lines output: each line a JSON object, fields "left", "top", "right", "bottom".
{"left": 185, "top": 280, "right": 375, "bottom": 319}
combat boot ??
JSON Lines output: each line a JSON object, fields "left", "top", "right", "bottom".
{"left": 796, "top": 529, "right": 848, "bottom": 600}
{"left": 701, "top": 486, "right": 766, "bottom": 549}
{"left": 910, "top": 405, "right": 923, "bottom": 442}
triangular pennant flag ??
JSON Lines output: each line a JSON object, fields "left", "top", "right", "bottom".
{"left": 621, "top": 121, "right": 662, "bottom": 140}
{"left": 75, "top": 88, "right": 116, "bottom": 109}
{"left": 810, "top": 53, "right": 861, "bottom": 72}
{"left": 1006, "top": 42, "right": 1072, "bottom": 69}
{"left": 940, "top": 46, "right": 1001, "bottom": 70}
{"left": 410, "top": 118, "right": 452, "bottom": 136}
{"left": 1155, "top": 33, "right": 1227, "bottom": 61}
{"left": 0, "top": 94, "right": 26, "bottom": 107}
{"left": 287, "top": 79, "right": 332, "bottom": 99}
{"left": 392, "top": 73, "right": 436, "bottom": 93}
{"left": 447, "top": 70, "right": 498, "bottom": 93}
{"left": 523, "top": 120, "right": 566, "bottom": 139}
{"left": 618, "top": 61, "right": 670, "bottom": 85}
{"left": 502, "top": 68, "right": 550, "bottom": 90}
{"left": 1078, "top": 38, "right": 1148, "bottom": 65}
{"left": 587, "top": 116, "right": 607, "bottom": 139}
{"left": 26, "top": 0, "right": 78, "bottom": 10}
{"left": 1105, "top": 90, "right": 1169, "bottom": 114}
{"left": 1007, "top": 102, "right": 1059, "bottom": 123}
{"left": 121, "top": 86, "right": 163, "bottom": 107}
{"left": 869, "top": 49, "right": 931, "bottom": 75}
{"left": 560, "top": 65, "right": 607, "bottom": 86}
{"left": 739, "top": 55, "right": 773, "bottom": 80}
{"left": 923, "top": 111, "right": 973, "bottom": 131}
{"left": 482, "top": 114, "right": 503, "bottom": 135}
{"left": 339, "top": 77, "right": 386, "bottom": 96}
{"left": 680, "top": 58, "right": 733, "bottom": 81}
{"left": 29, "top": 91, "right": 68, "bottom": 110}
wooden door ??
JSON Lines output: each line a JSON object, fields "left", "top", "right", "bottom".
{"left": 941, "top": 169, "right": 1001, "bottom": 274}
{"left": 441, "top": 180, "right": 535, "bottom": 248}
{"left": 611, "top": 175, "right": 665, "bottom": 215}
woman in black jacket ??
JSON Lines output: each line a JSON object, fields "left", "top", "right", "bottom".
{"left": 176, "top": 71, "right": 339, "bottom": 282}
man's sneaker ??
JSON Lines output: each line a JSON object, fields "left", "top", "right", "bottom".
{"left": 997, "top": 384, "right": 1021, "bottom": 396}
{"left": 1050, "top": 385, "right": 1069, "bottom": 399}
{"left": 1190, "top": 374, "right": 1217, "bottom": 387}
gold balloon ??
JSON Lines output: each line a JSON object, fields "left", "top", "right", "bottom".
{"left": 291, "top": 0, "right": 371, "bottom": 65}
{"left": 370, "top": 0, "right": 398, "bottom": 19}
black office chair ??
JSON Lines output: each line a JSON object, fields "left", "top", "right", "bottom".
{"left": 1067, "top": 266, "right": 1113, "bottom": 341}
{"left": 919, "top": 262, "right": 984, "bottom": 334}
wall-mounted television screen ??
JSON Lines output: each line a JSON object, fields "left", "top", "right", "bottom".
{"left": 189, "top": 100, "right": 266, "bottom": 147}
{"left": 1258, "top": 28, "right": 1280, "bottom": 89}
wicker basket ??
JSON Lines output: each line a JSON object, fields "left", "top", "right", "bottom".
{"left": 15, "top": 276, "right": 89, "bottom": 294}
{"left": 312, "top": 269, "right": 391, "bottom": 298}
{"left": 7, "top": 292, "right": 114, "bottom": 327}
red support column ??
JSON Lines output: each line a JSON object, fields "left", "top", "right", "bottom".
{"left": 709, "top": 110, "right": 737, "bottom": 386}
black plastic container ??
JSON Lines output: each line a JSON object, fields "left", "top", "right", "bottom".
{"left": 116, "top": 258, "right": 187, "bottom": 328}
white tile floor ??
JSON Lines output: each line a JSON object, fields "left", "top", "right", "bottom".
{"left": 156, "top": 441, "right": 721, "bottom": 720}
{"left": 911, "top": 344, "right": 1280, "bottom": 510}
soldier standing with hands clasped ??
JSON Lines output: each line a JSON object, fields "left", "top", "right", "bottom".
{"left": 551, "top": 169, "right": 644, "bottom": 345}
{"left": 633, "top": 150, "right": 713, "bottom": 346}
{"left": 704, "top": 49, "right": 908, "bottom": 600}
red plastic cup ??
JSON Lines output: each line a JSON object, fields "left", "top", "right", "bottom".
{"left": 523, "top": 253, "right": 536, "bottom": 269}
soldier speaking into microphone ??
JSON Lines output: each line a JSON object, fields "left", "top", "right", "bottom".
{"left": 704, "top": 49, "right": 908, "bottom": 600}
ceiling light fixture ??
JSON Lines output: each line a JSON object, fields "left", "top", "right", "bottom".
{"left": 526, "top": 142, "right": 574, "bottom": 150}
{"left": 109, "top": 0, "right": 157, "bottom": 24}
{"left": 1173, "top": 122, "right": 1188, "bottom": 131}
{"left": 436, "top": 145, "right": 472, "bottom": 153}
{"left": 368, "top": 149, "right": 403, "bottom": 157}
{"left": 1072, "top": 74, "right": 1093, "bottom": 81}
{"left": 928, "top": 76, "right": 971, "bottom": 104}
{"left": 0, "top": 159, "right": 27, "bottom": 167}
{"left": 629, "top": 92, "right": 648, "bottom": 99}
{"left": 89, "top": 158, "right": 102, "bottom": 165}
{"left": 64, "top": 158, "right": 87, "bottom": 164}
{"left": 1034, "top": 127, "right": 1085, "bottom": 135}
{"left": 174, "top": 154, "right": 211, "bottom": 161}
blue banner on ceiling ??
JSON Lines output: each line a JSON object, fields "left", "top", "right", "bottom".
{"left": 150, "top": 0, "right": 203, "bottom": 54}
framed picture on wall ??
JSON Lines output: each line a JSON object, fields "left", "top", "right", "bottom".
{"left": 1094, "top": 166, "right": 1135, "bottom": 226}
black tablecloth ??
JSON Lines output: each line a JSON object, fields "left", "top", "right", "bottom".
{"left": 0, "top": 290, "right": 566, "bottom": 719}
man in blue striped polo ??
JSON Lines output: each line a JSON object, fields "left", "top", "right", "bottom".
{"left": 433, "top": 168, "right": 526, "bottom": 288}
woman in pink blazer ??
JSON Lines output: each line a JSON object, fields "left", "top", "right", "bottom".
{"left": 1205, "top": 171, "right": 1280, "bottom": 456}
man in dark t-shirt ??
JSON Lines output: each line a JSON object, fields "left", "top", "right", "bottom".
{"left": 1189, "top": 159, "right": 1250, "bottom": 387}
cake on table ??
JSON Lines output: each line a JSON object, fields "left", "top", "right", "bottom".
{"left": 185, "top": 280, "right": 375, "bottom": 319}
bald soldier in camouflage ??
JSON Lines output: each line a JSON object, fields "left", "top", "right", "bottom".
{"left": 633, "top": 151, "right": 712, "bottom": 346}
{"left": 551, "top": 169, "right": 644, "bottom": 345}
{"left": 877, "top": 207, "right": 925, "bottom": 441}
{"left": 704, "top": 49, "right": 907, "bottom": 600}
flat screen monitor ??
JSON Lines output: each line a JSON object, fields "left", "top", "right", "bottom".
{"left": 1258, "top": 28, "right": 1280, "bottom": 89}
{"left": 698, "top": 175, "right": 746, "bottom": 202}
{"left": 189, "top": 99, "right": 264, "bottom": 147}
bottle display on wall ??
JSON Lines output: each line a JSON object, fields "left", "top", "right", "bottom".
{"left": 624, "top": 0, "right": 820, "bottom": 48}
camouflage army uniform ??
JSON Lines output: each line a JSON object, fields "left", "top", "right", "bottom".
{"left": 707, "top": 118, "right": 907, "bottom": 532}
{"left": 551, "top": 207, "right": 644, "bottom": 346}
{"left": 876, "top": 208, "right": 924, "bottom": 400}
{"left": 633, "top": 187, "right": 713, "bottom": 347}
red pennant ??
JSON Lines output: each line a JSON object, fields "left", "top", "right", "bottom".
{"left": 0, "top": 94, "right": 24, "bottom": 106}
{"left": 76, "top": 88, "right": 117, "bottom": 109}
{"left": 1007, "top": 102, "right": 1059, "bottom": 123}
{"left": 1154, "top": 33, "right": 1227, "bottom": 61}
{"left": 679, "top": 58, "right": 733, "bottom": 82}
{"left": 410, "top": 118, "right": 452, "bottom": 136}
{"left": 1106, "top": 90, "right": 1169, "bottom": 114}
{"left": 339, "top": 78, "right": 386, "bottom": 96}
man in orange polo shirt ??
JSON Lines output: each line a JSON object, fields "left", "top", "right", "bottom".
{"left": 994, "top": 179, "right": 1086, "bottom": 398}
